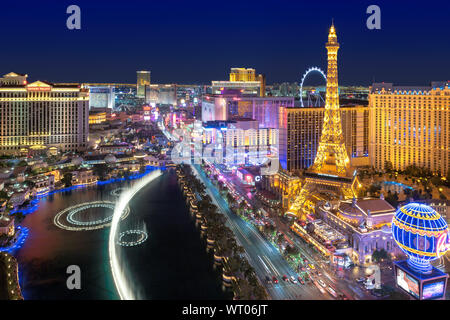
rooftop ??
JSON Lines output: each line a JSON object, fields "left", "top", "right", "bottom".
{"left": 340, "top": 198, "right": 395, "bottom": 217}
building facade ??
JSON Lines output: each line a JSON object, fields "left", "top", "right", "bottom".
{"left": 201, "top": 94, "right": 294, "bottom": 127}
{"left": 0, "top": 73, "right": 89, "bottom": 154}
{"left": 316, "top": 198, "right": 403, "bottom": 265}
{"left": 136, "top": 70, "right": 151, "bottom": 98}
{"left": 212, "top": 67, "right": 266, "bottom": 97}
{"left": 229, "top": 68, "right": 256, "bottom": 82}
{"left": 279, "top": 105, "right": 369, "bottom": 173}
{"left": 369, "top": 82, "right": 449, "bottom": 176}
{"left": 145, "top": 84, "right": 177, "bottom": 106}
{"left": 87, "top": 85, "right": 115, "bottom": 109}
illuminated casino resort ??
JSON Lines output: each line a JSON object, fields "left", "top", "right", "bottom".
{"left": 369, "top": 81, "right": 449, "bottom": 176}
{"left": 0, "top": 72, "right": 89, "bottom": 155}
{"left": 285, "top": 24, "right": 409, "bottom": 266}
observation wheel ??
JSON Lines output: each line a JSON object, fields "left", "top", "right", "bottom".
{"left": 300, "top": 67, "right": 327, "bottom": 108}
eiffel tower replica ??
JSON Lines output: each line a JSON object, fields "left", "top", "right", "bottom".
{"left": 286, "top": 23, "right": 360, "bottom": 219}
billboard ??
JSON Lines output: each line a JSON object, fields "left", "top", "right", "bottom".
{"left": 396, "top": 268, "right": 419, "bottom": 299}
{"left": 422, "top": 280, "right": 446, "bottom": 300}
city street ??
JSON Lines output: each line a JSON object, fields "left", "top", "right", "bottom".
{"left": 192, "top": 164, "right": 331, "bottom": 300}
{"left": 207, "top": 163, "right": 377, "bottom": 300}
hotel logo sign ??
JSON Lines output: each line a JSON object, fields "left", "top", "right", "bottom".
{"left": 26, "top": 81, "right": 52, "bottom": 92}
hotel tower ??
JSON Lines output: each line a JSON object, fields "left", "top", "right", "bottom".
{"left": 369, "top": 81, "right": 449, "bottom": 176}
{"left": 0, "top": 72, "right": 89, "bottom": 155}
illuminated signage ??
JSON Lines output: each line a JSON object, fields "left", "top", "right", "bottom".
{"left": 422, "top": 281, "right": 445, "bottom": 299}
{"left": 396, "top": 268, "right": 419, "bottom": 298}
{"left": 27, "top": 86, "right": 51, "bottom": 92}
{"left": 436, "top": 232, "right": 450, "bottom": 256}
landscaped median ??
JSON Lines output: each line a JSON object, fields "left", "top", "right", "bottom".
{"left": 0, "top": 251, "right": 23, "bottom": 300}
{"left": 175, "top": 164, "right": 268, "bottom": 300}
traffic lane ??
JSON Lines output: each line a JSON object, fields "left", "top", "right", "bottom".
{"left": 209, "top": 166, "right": 333, "bottom": 299}
{"left": 193, "top": 165, "right": 321, "bottom": 300}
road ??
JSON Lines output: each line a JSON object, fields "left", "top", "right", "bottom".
{"left": 192, "top": 164, "right": 330, "bottom": 300}
{"left": 160, "top": 119, "right": 332, "bottom": 299}
{"left": 208, "top": 163, "right": 376, "bottom": 300}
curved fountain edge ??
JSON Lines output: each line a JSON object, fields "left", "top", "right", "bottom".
{"left": 109, "top": 169, "right": 162, "bottom": 300}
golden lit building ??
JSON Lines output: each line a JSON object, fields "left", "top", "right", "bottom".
{"left": 89, "top": 111, "right": 107, "bottom": 124}
{"left": 212, "top": 67, "right": 266, "bottom": 97}
{"left": 136, "top": 70, "right": 150, "bottom": 98}
{"left": 279, "top": 105, "right": 369, "bottom": 173}
{"left": 369, "top": 81, "right": 450, "bottom": 176}
{"left": 0, "top": 73, "right": 89, "bottom": 154}
{"left": 229, "top": 68, "right": 256, "bottom": 82}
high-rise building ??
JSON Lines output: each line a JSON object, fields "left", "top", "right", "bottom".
{"left": 369, "top": 81, "right": 449, "bottom": 176}
{"left": 279, "top": 105, "right": 369, "bottom": 173}
{"left": 201, "top": 94, "right": 294, "bottom": 127}
{"left": 287, "top": 24, "right": 360, "bottom": 218}
{"left": 136, "top": 70, "right": 150, "bottom": 98}
{"left": 212, "top": 67, "right": 266, "bottom": 97}
{"left": 229, "top": 68, "right": 256, "bottom": 82}
{"left": 145, "top": 84, "right": 177, "bottom": 106}
{"left": 0, "top": 73, "right": 89, "bottom": 154}
{"left": 86, "top": 85, "right": 115, "bottom": 109}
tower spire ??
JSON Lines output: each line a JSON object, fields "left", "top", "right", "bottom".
{"left": 285, "top": 23, "right": 359, "bottom": 219}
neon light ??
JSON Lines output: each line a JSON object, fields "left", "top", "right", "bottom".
{"left": 392, "top": 202, "right": 449, "bottom": 273}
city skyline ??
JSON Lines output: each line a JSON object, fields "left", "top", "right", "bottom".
{"left": 1, "top": 1, "right": 449, "bottom": 85}
{"left": 0, "top": 1, "right": 449, "bottom": 306}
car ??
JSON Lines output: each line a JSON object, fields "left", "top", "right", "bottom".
{"left": 326, "top": 286, "right": 338, "bottom": 298}
{"left": 309, "top": 264, "right": 315, "bottom": 270}
{"left": 314, "top": 281, "right": 326, "bottom": 294}
{"left": 290, "top": 276, "right": 298, "bottom": 284}
{"left": 317, "top": 271, "right": 322, "bottom": 277}
{"left": 298, "top": 277, "right": 305, "bottom": 285}
{"left": 318, "top": 279, "right": 326, "bottom": 287}
{"left": 265, "top": 276, "right": 271, "bottom": 284}
{"left": 282, "top": 275, "right": 289, "bottom": 282}
{"left": 272, "top": 276, "right": 278, "bottom": 284}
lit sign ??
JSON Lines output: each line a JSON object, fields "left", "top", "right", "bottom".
{"left": 27, "top": 86, "right": 51, "bottom": 92}
{"left": 436, "top": 232, "right": 450, "bottom": 256}
{"left": 396, "top": 268, "right": 419, "bottom": 298}
{"left": 422, "top": 281, "right": 445, "bottom": 299}
{"left": 255, "top": 176, "right": 261, "bottom": 182}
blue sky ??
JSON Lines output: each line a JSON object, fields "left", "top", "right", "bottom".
{"left": 1, "top": 0, "right": 449, "bottom": 85}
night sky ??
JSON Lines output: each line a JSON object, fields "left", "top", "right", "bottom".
{"left": 1, "top": 0, "right": 449, "bottom": 85}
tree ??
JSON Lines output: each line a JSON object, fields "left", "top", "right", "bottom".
{"left": 226, "top": 192, "right": 234, "bottom": 205}
{"left": 385, "top": 191, "right": 399, "bottom": 208}
{"left": 372, "top": 248, "right": 390, "bottom": 263}
{"left": 285, "top": 245, "right": 299, "bottom": 256}
{"left": 431, "top": 176, "right": 442, "bottom": 187}
{"left": 0, "top": 190, "right": 8, "bottom": 200}
{"left": 12, "top": 211, "right": 25, "bottom": 223}
{"left": 384, "top": 161, "right": 393, "bottom": 173}
{"left": 17, "top": 160, "right": 28, "bottom": 167}
{"left": 93, "top": 164, "right": 109, "bottom": 180}
{"left": 368, "top": 183, "right": 381, "bottom": 196}
{"left": 62, "top": 172, "right": 73, "bottom": 187}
